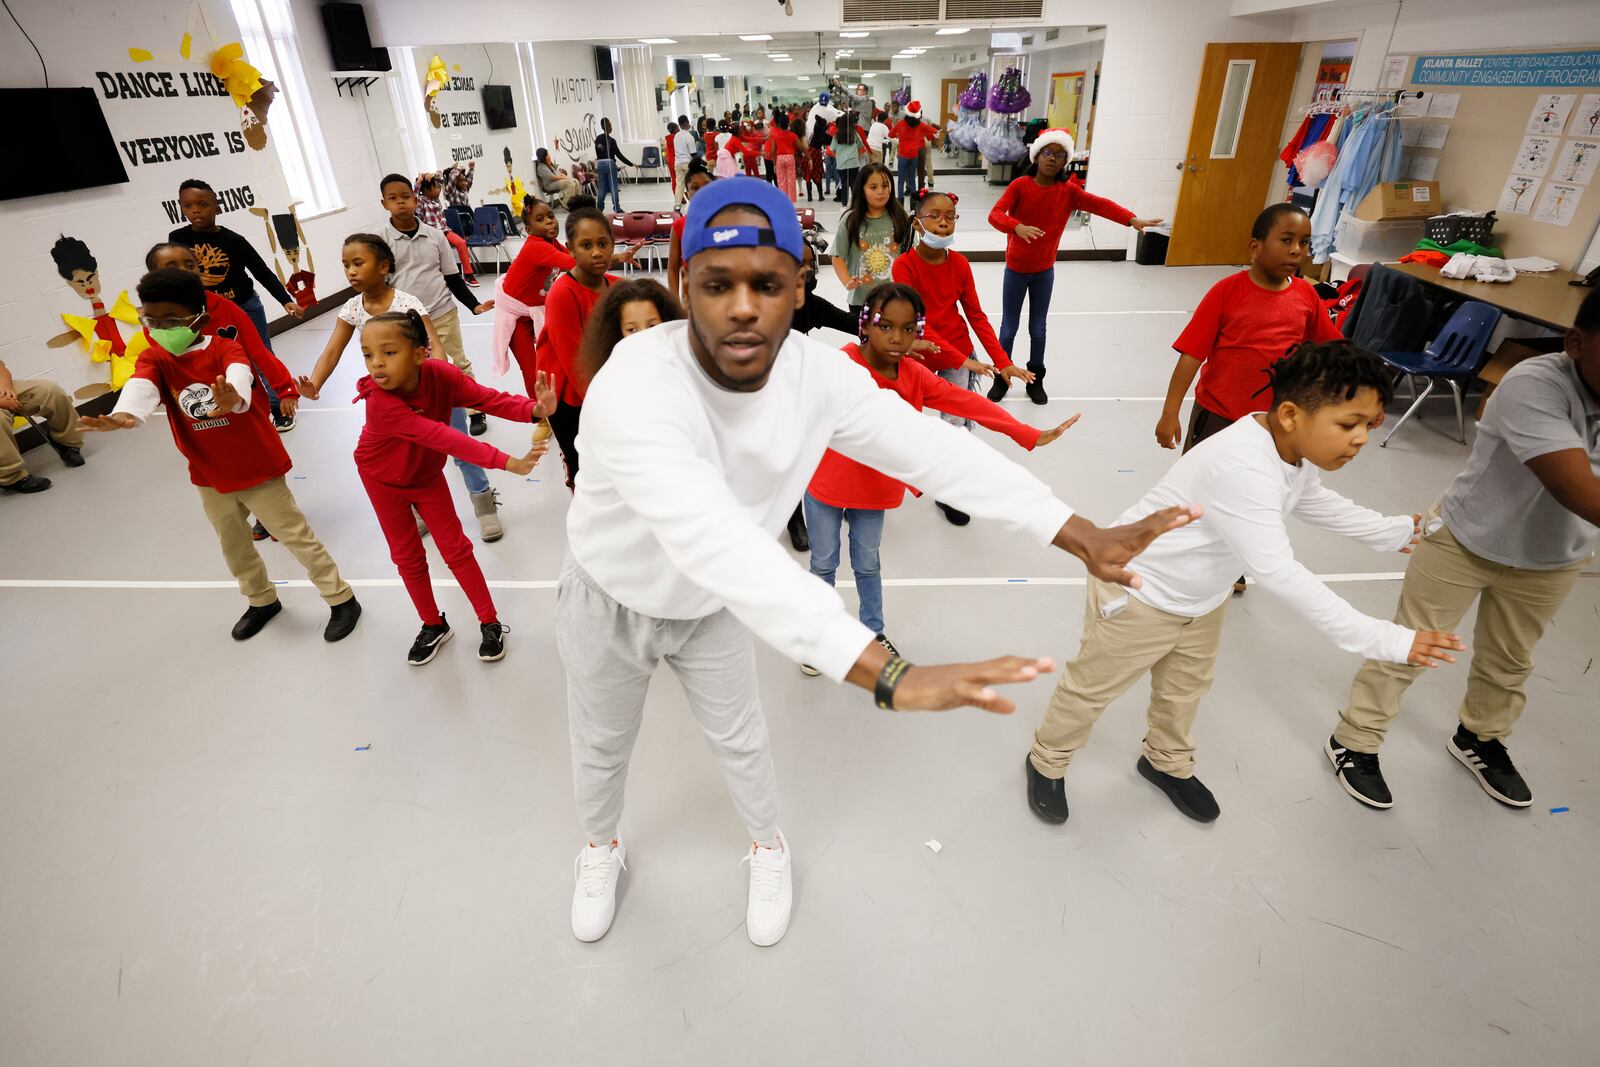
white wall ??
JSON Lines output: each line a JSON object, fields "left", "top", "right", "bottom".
{"left": 409, "top": 44, "right": 533, "bottom": 176}
{"left": 1024, "top": 40, "right": 1107, "bottom": 131}
{"left": 0, "top": 0, "right": 393, "bottom": 389}
{"left": 527, "top": 42, "right": 606, "bottom": 168}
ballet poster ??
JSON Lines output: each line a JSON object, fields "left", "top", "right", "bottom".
{"left": 1524, "top": 94, "right": 1575, "bottom": 137}
{"left": 1532, "top": 180, "right": 1582, "bottom": 227}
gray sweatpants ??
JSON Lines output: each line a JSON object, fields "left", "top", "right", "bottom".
{"left": 555, "top": 553, "right": 780, "bottom": 845}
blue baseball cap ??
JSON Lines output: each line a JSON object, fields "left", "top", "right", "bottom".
{"left": 681, "top": 176, "right": 804, "bottom": 264}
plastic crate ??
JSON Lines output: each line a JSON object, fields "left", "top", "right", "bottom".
{"left": 1334, "top": 212, "right": 1426, "bottom": 263}
{"left": 1425, "top": 212, "right": 1496, "bottom": 246}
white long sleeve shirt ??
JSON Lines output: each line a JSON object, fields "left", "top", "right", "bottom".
{"left": 1118, "top": 416, "right": 1416, "bottom": 664}
{"left": 114, "top": 362, "right": 254, "bottom": 423}
{"left": 568, "top": 321, "right": 1074, "bottom": 681}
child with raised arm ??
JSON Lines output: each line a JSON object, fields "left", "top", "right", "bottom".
{"left": 985, "top": 130, "right": 1160, "bottom": 404}
{"left": 800, "top": 283, "right": 1077, "bottom": 670}
{"left": 81, "top": 268, "right": 360, "bottom": 643}
{"left": 353, "top": 310, "right": 554, "bottom": 665}
{"left": 1025, "top": 340, "right": 1464, "bottom": 827}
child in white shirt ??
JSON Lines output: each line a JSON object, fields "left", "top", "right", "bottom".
{"left": 1025, "top": 340, "right": 1465, "bottom": 825}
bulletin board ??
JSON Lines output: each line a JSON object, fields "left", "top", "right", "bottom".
{"left": 1387, "top": 45, "right": 1600, "bottom": 268}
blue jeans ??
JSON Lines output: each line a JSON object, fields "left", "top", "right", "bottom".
{"left": 896, "top": 155, "right": 918, "bottom": 204}
{"left": 823, "top": 152, "right": 838, "bottom": 191}
{"left": 935, "top": 363, "right": 978, "bottom": 430}
{"left": 803, "top": 493, "right": 885, "bottom": 635}
{"left": 236, "top": 290, "right": 279, "bottom": 409}
{"left": 449, "top": 406, "right": 490, "bottom": 494}
{"left": 999, "top": 267, "right": 1056, "bottom": 374}
{"left": 596, "top": 159, "right": 621, "bottom": 213}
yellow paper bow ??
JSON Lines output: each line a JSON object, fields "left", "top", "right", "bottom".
{"left": 110, "top": 339, "right": 142, "bottom": 389}
{"left": 108, "top": 290, "right": 139, "bottom": 326}
{"left": 665, "top": 75, "right": 677, "bottom": 94}
{"left": 59, "top": 312, "right": 98, "bottom": 345}
{"left": 426, "top": 55, "right": 449, "bottom": 97}
{"left": 211, "top": 42, "right": 265, "bottom": 108}
{"left": 88, "top": 337, "right": 112, "bottom": 365}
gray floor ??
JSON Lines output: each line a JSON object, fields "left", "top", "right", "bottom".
{"left": 2, "top": 174, "right": 1597, "bottom": 1066}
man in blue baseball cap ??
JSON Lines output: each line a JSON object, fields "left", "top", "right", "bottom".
{"left": 555, "top": 176, "right": 1198, "bottom": 948}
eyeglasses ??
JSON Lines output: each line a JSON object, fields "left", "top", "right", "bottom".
{"left": 918, "top": 212, "right": 959, "bottom": 223}
{"left": 138, "top": 311, "right": 203, "bottom": 330}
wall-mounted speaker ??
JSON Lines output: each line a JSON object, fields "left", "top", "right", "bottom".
{"left": 712, "top": 75, "right": 726, "bottom": 89}
{"left": 320, "top": 2, "right": 391, "bottom": 72}
{"left": 673, "top": 58, "right": 692, "bottom": 85}
{"left": 594, "top": 46, "right": 615, "bottom": 82}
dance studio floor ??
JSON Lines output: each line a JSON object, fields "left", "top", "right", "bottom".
{"left": 3, "top": 168, "right": 1597, "bottom": 1066}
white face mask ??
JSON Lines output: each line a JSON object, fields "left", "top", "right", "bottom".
{"left": 918, "top": 230, "right": 956, "bottom": 250}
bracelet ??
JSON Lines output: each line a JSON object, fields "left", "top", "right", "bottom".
{"left": 874, "top": 655, "right": 912, "bottom": 710}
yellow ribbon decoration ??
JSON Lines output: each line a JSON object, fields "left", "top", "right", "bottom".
{"left": 88, "top": 337, "right": 112, "bottom": 366}
{"left": 129, "top": 48, "right": 154, "bottom": 62}
{"left": 665, "top": 75, "right": 677, "bottom": 94}
{"left": 210, "top": 42, "right": 265, "bottom": 108}
{"left": 180, "top": 33, "right": 192, "bottom": 59}
{"left": 59, "top": 312, "right": 98, "bottom": 345}
{"left": 108, "top": 291, "right": 139, "bottom": 327}
{"left": 425, "top": 54, "right": 449, "bottom": 98}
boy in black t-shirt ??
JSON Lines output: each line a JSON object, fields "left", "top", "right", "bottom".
{"left": 168, "top": 179, "right": 305, "bottom": 430}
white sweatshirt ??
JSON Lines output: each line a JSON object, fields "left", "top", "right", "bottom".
{"left": 568, "top": 321, "right": 1074, "bottom": 681}
{"left": 1118, "top": 416, "right": 1416, "bottom": 664}
{"left": 113, "top": 360, "right": 254, "bottom": 423}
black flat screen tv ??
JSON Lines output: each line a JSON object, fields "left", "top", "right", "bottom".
{"left": 1, "top": 88, "right": 129, "bottom": 200}
{"left": 482, "top": 85, "right": 516, "bottom": 130}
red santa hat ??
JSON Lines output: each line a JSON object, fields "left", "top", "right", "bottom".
{"left": 1028, "top": 127, "right": 1076, "bottom": 162}
{"left": 905, "top": 100, "right": 923, "bottom": 119}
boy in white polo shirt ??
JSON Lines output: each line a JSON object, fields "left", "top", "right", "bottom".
{"left": 1328, "top": 289, "right": 1600, "bottom": 810}
{"left": 1026, "top": 340, "right": 1466, "bottom": 825}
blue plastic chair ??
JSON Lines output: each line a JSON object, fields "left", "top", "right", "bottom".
{"left": 443, "top": 206, "right": 471, "bottom": 240}
{"left": 466, "top": 205, "right": 508, "bottom": 273}
{"left": 635, "top": 144, "right": 664, "bottom": 184}
{"left": 1379, "top": 300, "right": 1502, "bottom": 447}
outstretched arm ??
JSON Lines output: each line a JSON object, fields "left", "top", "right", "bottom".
{"left": 297, "top": 318, "right": 357, "bottom": 399}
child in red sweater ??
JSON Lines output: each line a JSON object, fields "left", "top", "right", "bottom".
{"left": 354, "top": 309, "right": 554, "bottom": 665}
{"left": 500, "top": 197, "right": 575, "bottom": 396}
{"left": 986, "top": 129, "right": 1161, "bottom": 404}
{"left": 145, "top": 241, "right": 303, "bottom": 542}
{"left": 576, "top": 278, "right": 684, "bottom": 390}
{"left": 83, "top": 268, "right": 361, "bottom": 644}
{"left": 1158, "top": 203, "right": 1340, "bottom": 452}
{"left": 666, "top": 163, "right": 716, "bottom": 301}
{"left": 536, "top": 206, "right": 620, "bottom": 490}
{"left": 799, "top": 283, "right": 1077, "bottom": 669}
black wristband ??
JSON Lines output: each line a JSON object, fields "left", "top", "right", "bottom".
{"left": 874, "top": 656, "right": 912, "bottom": 710}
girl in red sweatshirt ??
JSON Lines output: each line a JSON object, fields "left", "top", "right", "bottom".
{"left": 535, "top": 206, "right": 619, "bottom": 490}
{"left": 354, "top": 309, "right": 554, "bottom": 665}
{"left": 986, "top": 129, "right": 1161, "bottom": 404}
{"left": 798, "top": 284, "right": 1077, "bottom": 668}
{"left": 500, "top": 197, "right": 575, "bottom": 396}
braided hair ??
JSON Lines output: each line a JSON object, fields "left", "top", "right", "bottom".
{"left": 364, "top": 308, "right": 430, "bottom": 347}
{"left": 857, "top": 282, "right": 926, "bottom": 341}
{"left": 1262, "top": 339, "right": 1395, "bottom": 413}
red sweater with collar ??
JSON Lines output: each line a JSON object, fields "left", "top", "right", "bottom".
{"left": 987, "top": 176, "right": 1136, "bottom": 274}
{"left": 891, "top": 248, "right": 1011, "bottom": 370}
{"left": 353, "top": 360, "right": 535, "bottom": 487}
{"left": 536, "top": 271, "right": 617, "bottom": 406}
{"left": 807, "top": 343, "right": 1041, "bottom": 510}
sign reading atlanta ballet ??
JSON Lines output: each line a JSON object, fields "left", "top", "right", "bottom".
{"left": 1412, "top": 51, "right": 1600, "bottom": 88}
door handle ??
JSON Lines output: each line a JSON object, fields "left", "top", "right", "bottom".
{"left": 1187, "top": 164, "right": 1203, "bottom": 173}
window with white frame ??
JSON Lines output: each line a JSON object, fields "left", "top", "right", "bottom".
{"left": 230, "top": 0, "right": 343, "bottom": 215}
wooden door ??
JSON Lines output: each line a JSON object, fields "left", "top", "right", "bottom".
{"left": 940, "top": 78, "right": 964, "bottom": 131}
{"left": 1166, "top": 43, "right": 1302, "bottom": 266}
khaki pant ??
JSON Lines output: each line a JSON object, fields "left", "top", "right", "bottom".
{"left": 1, "top": 379, "right": 84, "bottom": 484}
{"left": 431, "top": 307, "right": 474, "bottom": 378}
{"left": 197, "top": 476, "right": 353, "bottom": 608}
{"left": 1335, "top": 522, "right": 1584, "bottom": 752}
{"left": 672, "top": 160, "right": 691, "bottom": 207}
{"left": 1031, "top": 578, "right": 1229, "bottom": 779}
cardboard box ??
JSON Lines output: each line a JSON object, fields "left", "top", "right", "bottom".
{"left": 1354, "top": 181, "right": 1441, "bottom": 221}
{"left": 1473, "top": 336, "right": 1566, "bottom": 418}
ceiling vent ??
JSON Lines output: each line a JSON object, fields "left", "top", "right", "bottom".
{"left": 842, "top": 0, "right": 939, "bottom": 22}
{"left": 1045, "top": 28, "right": 1059, "bottom": 41}
{"left": 838, "top": 57, "right": 896, "bottom": 71}
{"left": 944, "top": 0, "right": 1044, "bottom": 18}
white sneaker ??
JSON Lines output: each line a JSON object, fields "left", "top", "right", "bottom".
{"left": 741, "top": 830, "right": 792, "bottom": 947}
{"left": 571, "top": 839, "right": 626, "bottom": 942}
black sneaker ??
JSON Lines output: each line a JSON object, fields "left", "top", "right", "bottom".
{"left": 0, "top": 474, "right": 51, "bottom": 493}
{"left": 1325, "top": 735, "right": 1392, "bottom": 809}
{"left": 1025, "top": 754, "right": 1069, "bottom": 824}
{"left": 1232, "top": 576, "right": 1248, "bottom": 596}
{"left": 55, "top": 445, "right": 85, "bottom": 468}
{"left": 478, "top": 621, "right": 509, "bottom": 662}
{"left": 935, "top": 501, "right": 971, "bottom": 526}
{"left": 986, "top": 376, "right": 1010, "bottom": 402}
{"left": 1025, "top": 370, "right": 1048, "bottom": 406}
{"left": 1136, "top": 755, "right": 1219, "bottom": 822}
{"left": 408, "top": 616, "right": 453, "bottom": 665}
{"left": 324, "top": 597, "right": 362, "bottom": 642}
{"left": 786, "top": 507, "right": 810, "bottom": 552}
{"left": 469, "top": 412, "right": 488, "bottom": 437}
{"left": 251, "top": 519, "right": 271, "bottom": 542}
{"left": 231, "top": 600, "right": 283, "bottom": 641}
{"left": 874, "top": 633, "right": 900, "bottom": 658}
{"left": 273, "top": 411, "right": 296, "bottom": 433}
{"left": 1448, "top": 725, "right": 1532, "bottom": 807}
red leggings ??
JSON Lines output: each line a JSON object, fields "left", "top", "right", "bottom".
{"left": 444, "top": 229, "right": 475, "bottom": 279}
{"left": 360, "top": 470, "right": 497, "bottom": 625}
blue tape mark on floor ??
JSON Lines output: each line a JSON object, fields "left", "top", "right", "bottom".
{"left": 292, "top": 475, "right": 306, "bottom": 479}
{"left": 1007, "top": 578, "right": 1027, "bottom": 583}
{"left": 272, "top": 580, "right": 287, "bottom": 585}
{"left": 1117, "top": 469, "right": 1136, "bottom": 473}
{"left": 355, "top": 744, "right": 371, "bottom": 752}
{"left": 1550, "top": 806, "right": 1569, "bottom": 814}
